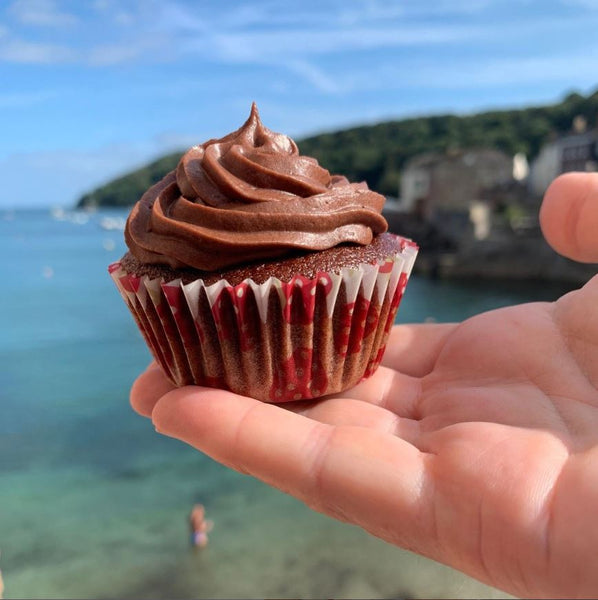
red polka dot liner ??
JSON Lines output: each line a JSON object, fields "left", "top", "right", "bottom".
{"left": 109, "top": 240, "right": 417, "bottom": 402}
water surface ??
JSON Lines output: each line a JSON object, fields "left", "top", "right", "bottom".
{"left": 0, "top": 209, "right": 575, "bottom": 598}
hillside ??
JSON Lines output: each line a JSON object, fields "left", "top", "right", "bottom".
{"left": 76, "top": 89, "right": 598, "bottom": 208}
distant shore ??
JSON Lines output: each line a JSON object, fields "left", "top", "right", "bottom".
{"left": 384, "top": 208, "right": 597, "bottom": 287}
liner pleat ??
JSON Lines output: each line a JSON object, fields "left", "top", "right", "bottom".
{"left": 109, "top": 242, "right": 417, "bottom": 402}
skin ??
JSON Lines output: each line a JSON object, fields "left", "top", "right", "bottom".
{"left": 190, "top": 504, "right": 213, "bottom": 548}
{"left": 131, "top": 172, "right": 598, "bottom": 599}
{"left": 189, "top": 504, "right": 206, "bottom": 531}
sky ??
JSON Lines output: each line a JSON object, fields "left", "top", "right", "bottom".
{"left": 1, "top": 0, "right": 598, "bottom": 209}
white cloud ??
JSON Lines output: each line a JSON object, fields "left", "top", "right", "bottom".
{"left": 186, "top": 24, "right": 486, "bottom": 64}
{"left": 0, "top": 28, "right": 165, "bottom": 66}
{"left": 92, "top": 0, "right": 111, "bottom": 11}
{"left": 173, "top": 20, "right": 487, "bottom": 94}
{"left": 286, "top": 60, "right": 342, "bottom": 94}
{"left": 3, "top": 2, "right": 488, "bottom": 72}
{"left": 155, "top": 0, "right": 489, "bottom": 64}
{"left": 464, "top": 53, "right": 598, "bottom": 87}
{"left": 92, "top": 0, "right": 139, "bottom": 26}
{"left": 152, "top": 131, "right": 202, "bottom": 149}
{"left": 0, "top": 38, "right": 74, "bottom": 63}
{"left": 151, "top": 1, "right": 207, "bottom": 33}
{"left": 0, "top": 0, "right": 596, "bottom": 97}
{"left": 8, "top": 0, "right": 78, "bottom": 27}
{"left": 396, "top": 0, "right": 497, "bottom": 16}
{"left": 325, "top": 48, "right": 598, "bottom": 93}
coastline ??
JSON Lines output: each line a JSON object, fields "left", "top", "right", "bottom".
{"left": 384, "top": 209, "right": 597, "bottom": 287}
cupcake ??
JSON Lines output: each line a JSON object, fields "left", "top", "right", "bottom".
{"left": 109, "top": 104, "right": 417, "bottom": 402}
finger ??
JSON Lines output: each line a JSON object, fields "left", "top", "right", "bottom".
{"left": 287, "top": 396, "right": 422, "bottom": 446}
{"left": 381, "top": 323, "right": 457, "bottom": 376}
{"left": 540, "top": 172, "right": 598, "bottom": 262}
{"left": 130, "top": 362, "right": 176, "bottom": 417}
{"left": 152, "top": 387, "right": 433, "bottom": 552}
{"left": 329, "top": 365, "right": 423, "bottom": 419}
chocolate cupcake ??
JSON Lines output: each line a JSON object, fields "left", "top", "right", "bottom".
{"left": 110, "top": 104, "right": 417, "bottom": 402}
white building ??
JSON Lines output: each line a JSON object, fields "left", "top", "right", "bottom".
{"left": 529, "top": 127, "right": 598, "bottom": 197}
{"left": 400, "top": 148, "right": 513, "bottom": 212}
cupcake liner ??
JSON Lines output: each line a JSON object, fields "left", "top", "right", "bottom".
{"left": 109, "top": 238, "right": 417, "bottom": 402}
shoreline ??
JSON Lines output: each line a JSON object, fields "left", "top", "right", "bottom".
{"left": 384, "top": 210, "right": 597, "bottom": 288}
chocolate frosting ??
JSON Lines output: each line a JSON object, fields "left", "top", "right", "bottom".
{"left": 125, "top": 103, "right": 388, "bottom": 271}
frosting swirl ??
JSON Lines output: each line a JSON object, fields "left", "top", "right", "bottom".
{"left": 125, "top": 103, "right": 388, "bottom": 271}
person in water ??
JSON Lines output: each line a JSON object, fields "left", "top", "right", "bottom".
{"left": 189, "top": 504, "right": 213, "bottom": 548}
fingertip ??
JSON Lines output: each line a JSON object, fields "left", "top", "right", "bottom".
{"left": 130, "top": 362, "right": 176, "bottom": 418}
{"left": 540, "top": 172, "right": 598, "bottom": 262}
{"left": 129, "top": 377, "right": 147, "bottom": 416}
{"left": 539, "top": 172, "right": 575, "bottom": 253}
{"left": 151, "top": 387, "right": 317, "bottom": 469}
{"left": 150, "top": 386, "right": 191, "bottom": 435}
{"left": 151, "top": 386, "right": 236, "bottom": 439}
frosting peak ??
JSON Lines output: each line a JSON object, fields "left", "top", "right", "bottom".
{"left": 125, "top": 103, "right": 388, "bottom": 271}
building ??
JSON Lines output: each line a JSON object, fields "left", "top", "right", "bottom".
{"left": 529, "top": 124, "right": 598, "bottom": 197}
{"left": 400, "top": 148, "right": 514, "bottom": 213}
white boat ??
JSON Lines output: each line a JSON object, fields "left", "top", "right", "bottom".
{"left": 100, "top": 216, "right": 126, "bottom": 231}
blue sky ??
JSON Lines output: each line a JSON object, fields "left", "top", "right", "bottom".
{"left": 1, "top": 0, "right": 598, "bottom": 209}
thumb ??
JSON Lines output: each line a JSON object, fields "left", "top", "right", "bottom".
{"left": 539, "top": 172, "right": 598, "bottom": 263}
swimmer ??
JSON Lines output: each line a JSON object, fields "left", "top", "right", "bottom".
{"left": 189, "top": 504, "right": 213, "bottom": 549}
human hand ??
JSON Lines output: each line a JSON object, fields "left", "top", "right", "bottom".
{"left": 131, "top": 172, "right": 598, "bottom": 599}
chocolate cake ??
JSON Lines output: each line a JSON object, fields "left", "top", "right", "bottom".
{"left": 109, "top": 104, "right": 417, "bottom": 402}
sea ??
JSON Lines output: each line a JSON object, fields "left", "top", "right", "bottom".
{"left": 0, "top": 208, "right": 577, "bottom": 599}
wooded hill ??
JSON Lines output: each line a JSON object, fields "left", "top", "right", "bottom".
{"left": 77, "top": 89, "right": 598, "bottom": 208}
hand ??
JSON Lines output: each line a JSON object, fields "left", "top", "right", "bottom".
{"left": 131, "top": 172, "right": 598, "bottom": 599}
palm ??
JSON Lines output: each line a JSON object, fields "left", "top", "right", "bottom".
{"left": 282, "top": 278, "right": 598, "bottom": 597}
{"left": 347, "top": 278, "right": 598, "bottom": 598}
{"left": 131, "top": 174, "right": 598, "bottom": 598}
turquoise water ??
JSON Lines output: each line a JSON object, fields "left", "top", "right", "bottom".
{"left": 0, "top": 209, "right": 575, "bottom": 599}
